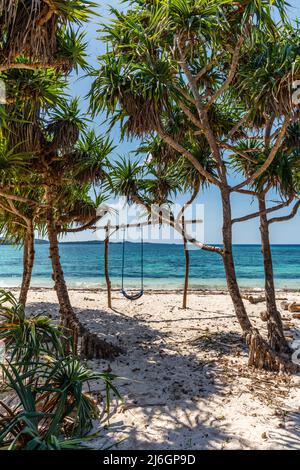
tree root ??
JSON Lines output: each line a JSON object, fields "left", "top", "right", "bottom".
{"left": 246, "top": 328, "right": 299, "bottom": 373}
{"left": 80, "top": 327, "right": 123, "bottom": 360}
{"left": 246, "top": 329, "right": 296, "bottom": 373}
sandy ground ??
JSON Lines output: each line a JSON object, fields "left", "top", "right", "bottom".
{"left": 14, "top": 288, "right": 300, "bottom": 449}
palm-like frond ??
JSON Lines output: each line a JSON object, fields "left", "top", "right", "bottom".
{"left": 1, "top": 69, "right": 67, "bottom": 153}
{"left": 90, "top": 51, "right": 175, "bottom": 136}
{"left": 0, "top": 290, "right": 65, "bottom": 364}
{"left": 0, "top": 358, "right": 119, "bottom": 448}
{"left": 106, "top": 156, "right": 144, "bottom": 203}
{"left": 229, "top": 134, "right": 299, "bottom": 197}
{"left": 143, "top": 162, "right": 182, "bottom": 205}
{"left": 0, "top": 138, "right": 30, "bottom": 179}
{"left": 2, "top": 68, "right": 67, "bottom": 108}
{"left": 71, "top": 130, "right": 114, "bottom": 184}
{"left": 56, "top": 27, "right": 89, "bottom": 72}
{"left": 138, "top": 132, "right": 216, "bottom": 192}
{"left": 47, "top": 97, "right": 87, "bottom": 152}
{"left": 234, "top": 23, "right": 300, "bottom": 119}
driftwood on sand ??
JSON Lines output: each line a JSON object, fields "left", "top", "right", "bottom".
{"left": 243, "top": 295, "right": 288, "bottom": 305}
{"left": 243, "top": 295, "right": 266, "bottom": 304}
{"left": 280, "top": 301, "right": 300, "bottom": 313}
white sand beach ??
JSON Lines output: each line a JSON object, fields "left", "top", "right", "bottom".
{"left": 15, "top": 287, "right": 300, "bottom": 450}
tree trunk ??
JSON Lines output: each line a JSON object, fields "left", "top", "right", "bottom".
{"left": 182, "top": 217, "right": 189, "bottom": 309}
{"left": 221, "top": 188, "right": 252, "bottom": 331}
{"left": 47, "top": 208, "right": 74, "bottom": 322}
{"left": 47, "top": 207, "right": 121, "bottom": 359}
{"left": 19, "top": 222, "right": 35, "bottom": 306}
{"left": 221, "top": 188, "right": 287, "bottom": 371}
{"left": 104, "top": 228, "right": 112, "bottom": 309}
{"left": 258, "top": 193, "right": 290, "bottom": 354}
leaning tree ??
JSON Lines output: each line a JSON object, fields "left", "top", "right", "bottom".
{"left": 0, "top": 65, "right": 120, "bottom": 358}
{"left": 37, "top": 103, "right": 119, "bottom": 358}
{"left": 90, "top": 0, "right": 300, "bottom": 370}
{"left": 0, "top": 0, "right": 95, "bottom": 305}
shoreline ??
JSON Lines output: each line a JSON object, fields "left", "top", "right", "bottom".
{"left": 3, "top": 285, "right": 300, "bottom": 294}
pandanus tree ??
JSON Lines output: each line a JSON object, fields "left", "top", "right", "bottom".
{"left": 90, "top": 0, "right": 300, "bottom": 370}
{"left": 230, "top": 123, "right": 300, "bottom": 353}
{"left": 0, "top": 5, "right": 123, "bottom": 359}
{"left": 0, "top": 0, "right": 96, "bottom": 72}
{"left": 0, "top": 42, "right": 88, "bottom": 308}
{"left": 26, "top": 100, "right": 118, "bottom": 358}
{"left": 0, "top": 69, "right": 67, "bottom": 306}
{"left": 1, "top": 69, "right": 119, "bottom": 357}
{"left": 0, "top": 0, "right": 96, "bottom": 304}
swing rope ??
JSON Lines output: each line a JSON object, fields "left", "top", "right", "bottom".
{"left": 121, "top": 227, "right": 144, "bottom": 300}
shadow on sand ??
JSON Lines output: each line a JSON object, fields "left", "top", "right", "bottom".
{"left": 26, "top": 300, "right": 300, "bottom": 450}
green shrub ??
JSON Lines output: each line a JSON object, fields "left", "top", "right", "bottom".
{"left": 0, "top": 290, "right": 121, "bottom": 450}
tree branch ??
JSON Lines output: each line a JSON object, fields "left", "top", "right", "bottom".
{"left": 232, "top": 197, "right": 292, "bottom": 224}
{"left": 175, "top": 181, "right": 200, "bottom": 225}
{"left": 173, "top": 84, "right": 196, "bottom": 106}
{"left": 0, "top": 60, "right": 66, "bottom": 73}
{"left": 195, "top": 54, "right": 223, "bottom": 82}
{"left": 157, "top": 125, "right": 220, "bottom": 186}
{"left": 268, "top": 199, "right": 300, "bottom": 224}
{"left": 205, "top": 35, "right": 244, "bottom": 109}
{"left": 175, "top": 37, "right": 226, "bottom": 182}
{"left": 61, "top": 215, "right": 106, "bottom": 234}
{"left": 235, "top": 188, "right": 257, "bottom": 196}
{"left": 0, "top": 190, "right": 37, "bottom": 205}
{"left": 176, "top": 38, "right": 204, "bottom": 117}
{"left": 218, "top": 141, "right": 258, "bottom": 164}
{"left": 229, "top": 110, "right": 252, "bottom": 138}
{"left": 178, "top": 100, "right": 202, "bottom": 130}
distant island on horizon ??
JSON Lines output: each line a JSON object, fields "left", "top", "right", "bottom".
{"left": 0, "top": 238, "right": 49, "bottom": 246}
{"left": 1, "top": 239, "right": 300, "bottom": 246}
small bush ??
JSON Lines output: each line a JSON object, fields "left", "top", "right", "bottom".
{"left": 0, "top": 290, "right": 120, "bottom": 450}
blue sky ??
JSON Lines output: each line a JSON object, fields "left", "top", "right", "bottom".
{"left": 66, "top": 0, "right": 300, "bottom": 244}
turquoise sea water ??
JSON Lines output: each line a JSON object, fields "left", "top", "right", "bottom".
{"left": 0, "top": 242, "right": 300, "bottom": 290}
